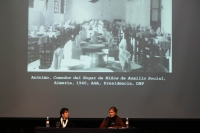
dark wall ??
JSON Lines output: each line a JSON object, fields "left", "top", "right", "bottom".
{"left": 0, "top": 118, "right": 200, "bottom": 133}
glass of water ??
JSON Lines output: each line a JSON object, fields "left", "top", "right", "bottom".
{"left": 56, "top": 122, "right": 60, "bottom": 128}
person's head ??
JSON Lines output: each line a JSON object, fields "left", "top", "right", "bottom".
{"left": 109, "top": 106, "right": 118, "bottom": 118}
{"left": 60, "top": 108, "right": 69, "bottom": 120}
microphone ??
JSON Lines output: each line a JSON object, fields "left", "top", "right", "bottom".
{"left": 106, "top": 115, "right": 110, "bottom": 120}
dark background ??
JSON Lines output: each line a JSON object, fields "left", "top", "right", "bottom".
{"left": 1, "top": 0, "right": 200, "bottom": 133}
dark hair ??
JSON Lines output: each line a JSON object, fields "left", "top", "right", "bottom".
{"left": 109, "top": 106, "right": 118, "bottom": 113}
{"left": 60, "top": 107, "right": 69, "bottom": 116}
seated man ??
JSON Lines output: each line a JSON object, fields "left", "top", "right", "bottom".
{"left": 55, "top": 107, "right": 75, "bottom": 128}
{"left": 100, "top": 106, "right": 125, "bottom": 128}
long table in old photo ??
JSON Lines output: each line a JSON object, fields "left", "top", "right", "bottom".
{"left": 35, "top": 127, "right": 139, "bottom": 133}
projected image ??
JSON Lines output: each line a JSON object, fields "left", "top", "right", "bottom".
{"left": 27, "top": 0, "right": 172, "bottom": 73}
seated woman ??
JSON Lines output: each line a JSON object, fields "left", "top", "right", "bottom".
{"left": 100, "top": 106, "right": 125, "bottom": 128}
{"left": 55, "top": 107, "right": 75, "bottom": 128}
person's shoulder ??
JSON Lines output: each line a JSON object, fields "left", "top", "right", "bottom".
{"left": 68, "top": 118, "right": 74, "bottom": 122}
{"left": 116, "top": 115, "right": 123, "bottom": 119}
{"left": 68, "top": 119, "right": 75, "bottom": 124}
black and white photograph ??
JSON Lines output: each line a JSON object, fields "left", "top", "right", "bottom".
{"left": 27, "top": 0, "right": 172, "bottom": 72}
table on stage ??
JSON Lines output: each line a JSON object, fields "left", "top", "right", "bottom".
{"left": 35, "top": 127, "right": 139, "bottom": 133}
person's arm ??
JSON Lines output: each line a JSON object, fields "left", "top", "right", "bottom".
{"left": 67, "top": 120, "right": 76, "bottom": 128}
{"left": 119, "top": 118, "right": 125, "bottom": 127}
{"left": 100, "top": 118, "right": 107, "bottom": 128}
{"left": 116, "top": 117, "right": 125, "bottom": 127}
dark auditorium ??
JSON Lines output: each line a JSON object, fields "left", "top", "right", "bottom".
{"left": 2, "top": 0, "right": 200, "bottom": 133}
